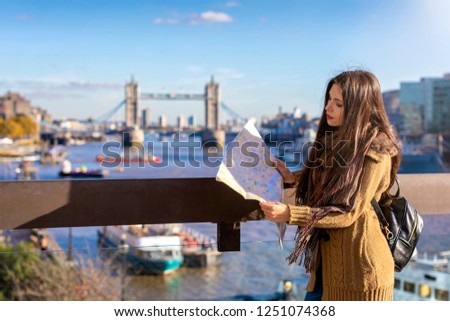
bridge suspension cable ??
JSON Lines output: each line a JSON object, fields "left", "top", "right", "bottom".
{"left": 93, "top": 99, "right": 126, "bottom": 123}
{"left": 221, "top": 102, "right": 247, "bottom": 124}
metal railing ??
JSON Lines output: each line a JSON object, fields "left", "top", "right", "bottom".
{"left": 1, "top": 174, "right": 449, "bottom": 251}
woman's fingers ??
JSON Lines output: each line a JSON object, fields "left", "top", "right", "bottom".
{"left": 275, "top": 159, "right": 287, "bottom": 170}
{"left": 259, "top": 201, "right": 290, "bottom": 222}
{"left": 274, "top": 159, "right": 296, "bottom": 184}
{"left": 259, "top": 201, "right": 272, "bottom": 211}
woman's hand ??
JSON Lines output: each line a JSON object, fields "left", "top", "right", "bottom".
{"left": 274, "top": 159, "right": 296, "bottom": 184}
{"left": 260, "top": 201, "right": 290, "bottom": 223}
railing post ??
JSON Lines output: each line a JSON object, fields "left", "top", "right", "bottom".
{"left": 217, "top": 222, "right": 240, "bottom": 252}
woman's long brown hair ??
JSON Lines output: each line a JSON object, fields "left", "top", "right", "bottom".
{"left": 288, "top": 70, "right": 402, "bottom": 270}
{"left": 296, "top": 70, "right": 401, "bottom": 207}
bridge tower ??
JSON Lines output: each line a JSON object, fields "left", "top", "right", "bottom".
{"left": 124, "top": 78, "right": 143, "bottom": 146}
{"left": 205, "top": 76, "right": 220, "bottom": 130}
{"left": 203, "top": 76, "right": 225, "bottom": 147}
{"left": 125, "top": 78, "right": 139, "bottom": 128}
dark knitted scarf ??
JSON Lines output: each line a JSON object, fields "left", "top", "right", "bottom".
{"left": 287, "top": 130, "right": 397, "bottom": 272}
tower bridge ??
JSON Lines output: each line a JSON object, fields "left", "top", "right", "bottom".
{"left": 125, "top": 76, "right": 238, "bottom": 146}
{"left": 40, "top": 77, "right": 245, "bottom": 147}
{"left": 125, "top": 77, "right": 221, "bottom": 131}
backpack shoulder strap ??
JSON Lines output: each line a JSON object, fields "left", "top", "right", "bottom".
{"left": 371, "top": 198, "right": 393, "bottom": 239}
{"left": 371, "top": 198, "right": 387, "bottom": 225}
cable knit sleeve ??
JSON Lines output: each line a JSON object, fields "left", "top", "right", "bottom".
{"left": 288, "top": 151, "right": 391, "bottom": 228}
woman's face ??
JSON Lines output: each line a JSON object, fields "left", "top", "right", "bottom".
{"left": 324, "top": 83, "right": 344, "bottom": 127}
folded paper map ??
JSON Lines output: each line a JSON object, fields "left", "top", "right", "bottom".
{"left": 215, "top": 120, "right": 286, "bottom": 248}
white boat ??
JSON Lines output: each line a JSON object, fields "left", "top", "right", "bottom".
{"left": 98, "top": 225, "right": 183, "bottom": 275}
{"left": 40, "top": 145, "right": 68, "bottom": 165}
{"left": 394, "top": 251, "right": 450, "bottom": 301}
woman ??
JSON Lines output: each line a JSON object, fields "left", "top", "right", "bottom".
{"left": 260, "top": 70, "right": 401, "bottom": 301}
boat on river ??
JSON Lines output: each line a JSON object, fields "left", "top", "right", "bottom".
{"left": 40, "top": 146, "right": 68, "bottom": 165}
{"left": 97, "top": 225, "right": 183, "bottom": 275}
{"left": 58, "top": 159, "right": 109, "bottom": 178}
{"left": 97, "top": 224, "right": 220, "bottom": 274}
{"left": 393, "top": 251, "right": 450, "bottom": 301}
{"left": 95, "top": 152, "right": 161, "bottom": 165}
{"left": 59, "top": 168, "right": 109, "bottom": 178}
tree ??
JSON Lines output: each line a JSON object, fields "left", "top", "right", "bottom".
{"left": 4, "top": 119, "right": 24, "bottom": 139}
{"left": 0, "top": 242, "right": 41, "bottom": 300}
{"left": 0, "top": 118, "right": 6, "bottom": 137}
{"left": 10, "top": 115, "right": 37, "bottom": 137}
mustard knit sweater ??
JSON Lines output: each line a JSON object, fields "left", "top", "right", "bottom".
{"left": 288, "top": 149, "right": 395, "bottom": 301}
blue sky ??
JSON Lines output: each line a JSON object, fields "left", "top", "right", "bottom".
{"left": 1, "top": 0, "right": 450, "bottom": 125}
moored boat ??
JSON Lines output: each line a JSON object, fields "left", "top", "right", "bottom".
{"left": 40, "top": 146, "right": 68, "bottom": 165}
{"left": 393, "top": 250, "right": 450, "bottom": 301}
{"left": 59, "top": 169, "right": 109, "bottom": 178}
{"left": 59, "top": 159, "right": 109, "bottom": 178}
{"left": 97, "top": 225, "right": 183, "bottom": 275}
{"left": 96, "top": 153, "right": 162, "bottom": 164}
{"left": 170, "top": 224, "right": 222, "bottom": 268}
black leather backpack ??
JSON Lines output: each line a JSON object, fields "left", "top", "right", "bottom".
{"left": 371, "top": 178, "right": 424, "bottom": 272}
